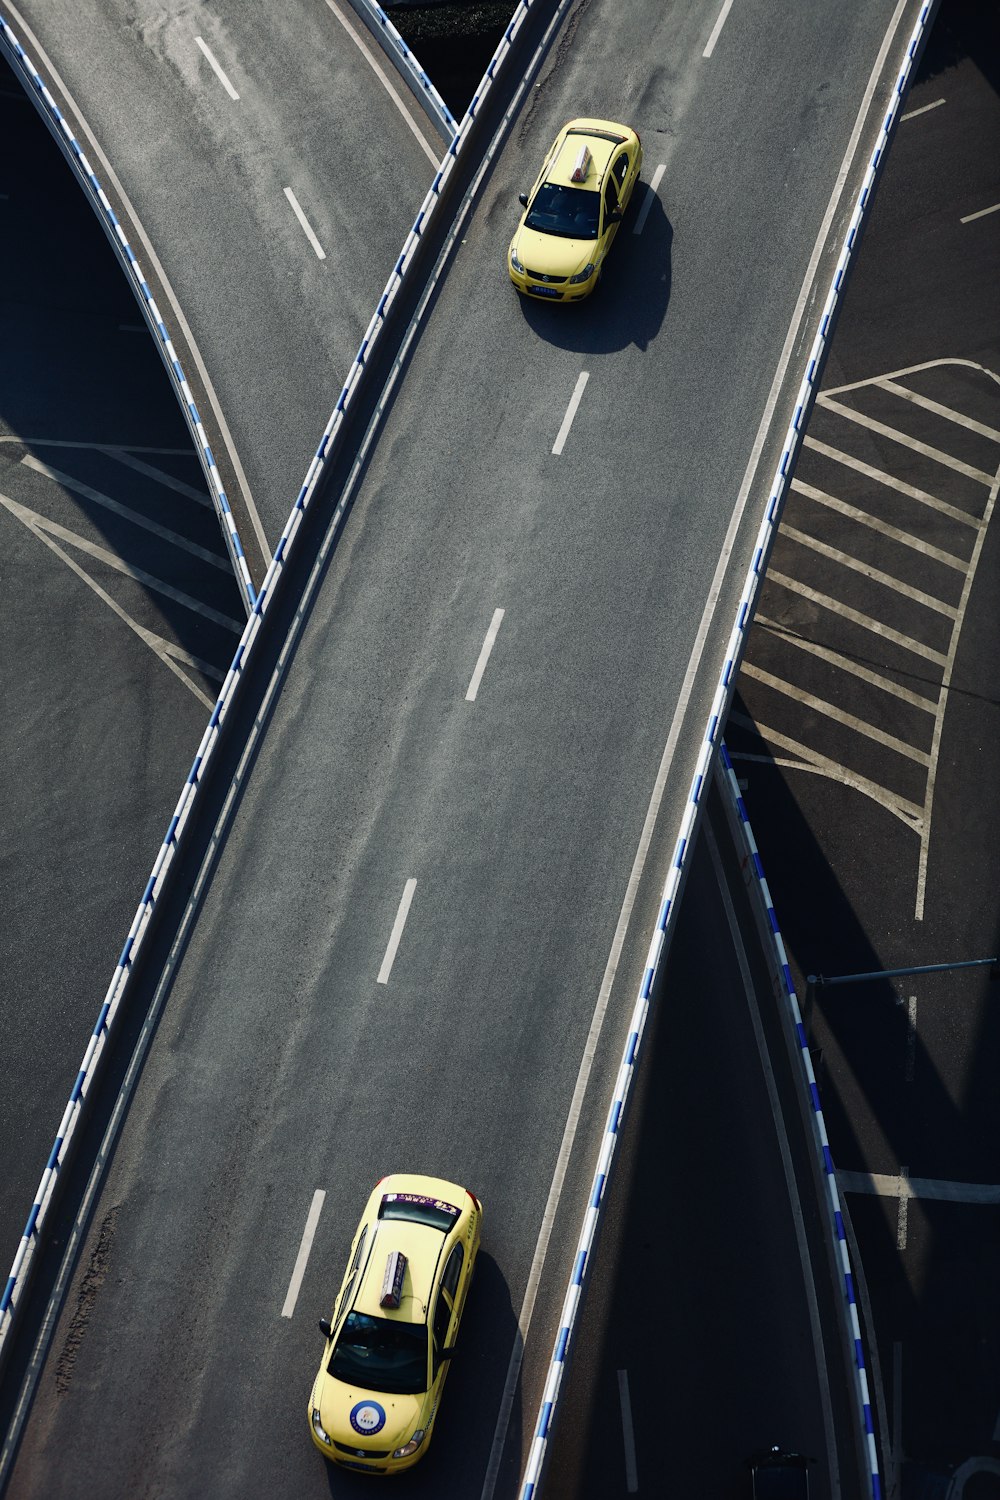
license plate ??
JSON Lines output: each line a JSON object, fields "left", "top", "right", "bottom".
{"left": 529, "top": 284, "right": 559, "bottom": 297}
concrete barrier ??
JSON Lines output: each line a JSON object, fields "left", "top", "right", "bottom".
{"left": 344, "top": 0, "right": 457, "bottom": 143}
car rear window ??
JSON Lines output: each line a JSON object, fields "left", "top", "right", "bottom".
{"left": 380, "top": 1193, "right": 459, "bottom": 1232}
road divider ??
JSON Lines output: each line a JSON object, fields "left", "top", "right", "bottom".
{"left": 518, "top": 5, "right": 936, "bottom": 1496}
{"left": 0, "top": 14, "right": 257, "bottom": 614}
{"left": 0, "top": 0, "right": 578, "bottom": 1384}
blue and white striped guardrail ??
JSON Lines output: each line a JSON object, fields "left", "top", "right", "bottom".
{"left": 716, "top": 742, "right": 882, "bottom": 1496}
{"left": 0, "top": 0, "right": 574, "bottom": 1375}
{"left": 518, "top": 4, "right": 935, "bottom": 1496}
{"left": 345, "top": 0, "right": 457, "bottom": 144}
{"left": 0, "top": 13, "right": 257, "bottom": 616}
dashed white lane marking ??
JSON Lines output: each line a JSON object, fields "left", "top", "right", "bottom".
{"left": 791, "top": 477, "right": 968, "bottom": 570}
{"left": 702, "top": 0, "right": 736, "bottom": 57}
{"left": 900, "top": 96, "right": 944, "bottom": 121}
{"left": 552, "top": 372, "right": 589, "bottom": 456}
{"left": 195, "top": 36, "right": 240, "bottom": 101}
{"left": 0, "top": 491, "right": 217, "bottom": 706}
{"left": 22, "top": 457, "right": 231, "bottom": 567}
{"left": 781, "top": 521, "right": 959, "bottom": 618}
{"left": 820, "top": 397, "right": 995, "bottom": 484}
{"left": 840, "top": 1170, "right": 1000, "bottom": 1204}
{"left": 0, "top": 491, "right": 243, "bottom": 631}
{"left": 767, "top": 569, "right": 949, "bottom": 667}
{"left": 961, "top": 201, "right": 1000, "bottom": 225}
{"left": 617, "top": 1370, "right": 638, "bottom": 1493}
{"left": 321, "top": 0, "right": 438, "bottom": 167}
{"left": 896, "top": 1166, "right": 910, "bottom": 1250}
{"left": 632, "top": 164, "right": 665, "bottom": 236}
{"left": 101, "top": 447, "right": 213, "bottom": 506}
{"left": 877, "top": 380, "right": 1000, "bottom": 443}
{"left": 377, "top": 879, "right": 417, "bottom": 985}
{"left": 741, "top": 662, "right": 931, "bottom": 765}
{"left": 466, "top": 608, "right": 505, "bottom": 701}
{"left": 802, "top": 436, "right": 981, "bottom": 527}
{"left": 284, "top": 187, "right": 327, "bottom": 260}
{"left": 282, "top": 1189, "right": 326, "bottom": 1318}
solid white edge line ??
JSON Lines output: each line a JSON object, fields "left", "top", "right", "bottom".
{"left": 282, "top": 1189, "right": 326, "bottom": 1318}
{"left": 617, "top": 1369, "right": 639, "bottom": 1493}
{"left": 705, "top": 824, "right": 841, "bottom": 1497}
{"left": 703, "top": 0, "right": 736, "bottom": 58}
{"left": 960, "top": 201, "right": 1000, "bottom": 225}
{"left": 512, "top": 2, "right": 915, "bottom": 1492}
{"left": 284, "top": 187, "right": 327, "bottom": 260}
{"left": 552, "top": 371, "right": 589, "bottom": 456}
{"left": 1, "top": 0, "right": 270, "bottom": 573}
{"left": 632, "top": 164, "right": 665, "bottom": 236}
{"left": 321, "top": 0, "right": 438, "bottom": 168}
{"left": 377, "top": 878, "right": 417, "bottom": 985}
{"left": 466, "top": 607, "right": 505, "bottom": 701}
{"left": 194, "top": 36, "right": 240, "bottom": 101}
{"left": 899, "top": 95, "right": 943, "bottom": 120}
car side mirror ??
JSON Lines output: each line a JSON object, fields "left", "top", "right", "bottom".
{"left": 518, "top": 193, "right": 528, "bottom": 207}
{"left": 319, "top": 1318, "right": 333, "bottom": 1339}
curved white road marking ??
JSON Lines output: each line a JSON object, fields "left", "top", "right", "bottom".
{"left": 321, "top": 0, "right": 438, "bottom": 167}
{"left": 706, "top": 822, "right": 840, "bottom": 1496}
{"left": 1, "top": 0, "right": 270, "bottom": 571}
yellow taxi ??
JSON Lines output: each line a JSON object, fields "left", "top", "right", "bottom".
{"left": 508, "top": 117, "right": 643, "bottom": 301}
{"left": 308, "top": 1173, "right": 483, "bottom": 1473}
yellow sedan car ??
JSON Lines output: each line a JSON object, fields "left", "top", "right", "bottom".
{"left": 309, "top": 1173, "right": 483, "bottom": 1473}
{"left": 508, "top": 117, "right": 643, "bottom": 301}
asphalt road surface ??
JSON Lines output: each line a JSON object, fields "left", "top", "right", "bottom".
{"left": 4, "top": 0, "right": 440, "bottom": 567}
{"left": 2, "top": 0, "right": 928, "bottom": 1496}
{"left": 727, "top": 0, "right": 1000, "bottom": 1491}
{"left": 0, "top": 62, "right": 245, "bottom": 1285}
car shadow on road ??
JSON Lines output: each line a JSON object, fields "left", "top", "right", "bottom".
{"left": 516, "top": 193, "right": 672, "bottom": 356}
{"left": 322, "top": 1250, "right": 519, "bottom": 1497}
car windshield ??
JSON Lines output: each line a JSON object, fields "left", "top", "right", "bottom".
{"left": 525, "top": 182, "right": 600, "bottom": 239}
{"left": 329, "top": 1312, "right": 428, "bottom": 1395}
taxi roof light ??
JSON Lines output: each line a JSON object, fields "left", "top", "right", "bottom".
{"left": 380, "top": 1250, "right": 407, "bottom": 1308}
{"left": 570, "top": 144, "right": 592, "bottom": 183}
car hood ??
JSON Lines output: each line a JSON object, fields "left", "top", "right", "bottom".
{"left": 315, "top": 1371, "right": 425, "bottom": 1452}
{"left": 513, "top": 224, "right": 595, "bottom": 278}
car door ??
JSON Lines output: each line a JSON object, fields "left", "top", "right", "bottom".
{"left": 601, "top": 171, "right": 621, "bottom": 262}
{"left": 611, "top": 145, "right": 634, "bottom": 211}
{"left": 431, "top": 1242, "right": 465, "bottom": 1384}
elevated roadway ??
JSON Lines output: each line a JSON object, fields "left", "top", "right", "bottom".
{"left": 3, "top": 0, "right": 925, "bottom": 1494}
{"left": 5, "top": 0, "right": 441, "bottom": 567}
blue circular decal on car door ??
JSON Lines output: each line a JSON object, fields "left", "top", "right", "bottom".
{"left": 350, "top": 1400, "right": 386, "bottom": 1436}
